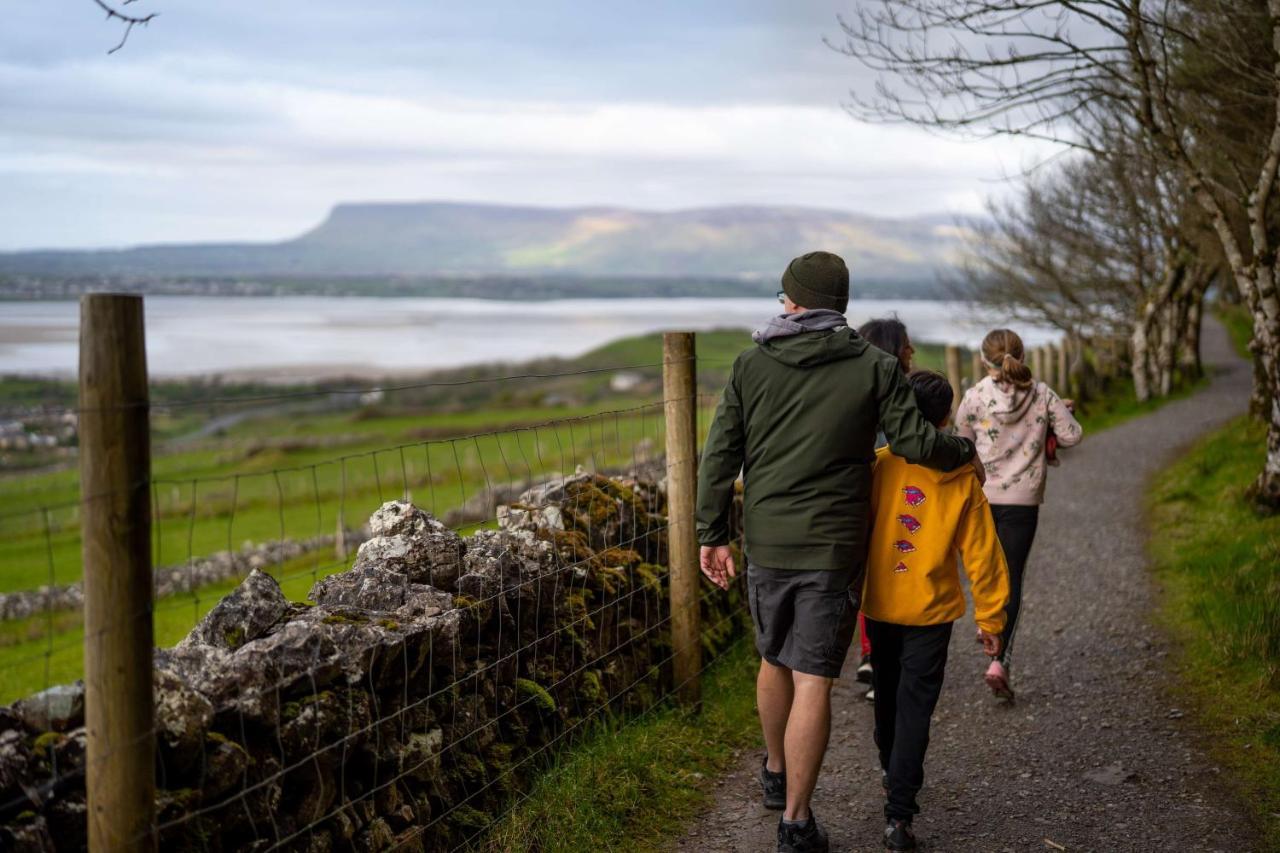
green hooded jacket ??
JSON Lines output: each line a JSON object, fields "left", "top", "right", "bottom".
{"left": 695, "top": 328, "right": 976, "bottom": 571}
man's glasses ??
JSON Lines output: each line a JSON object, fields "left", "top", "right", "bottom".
{"left": 776, "top": 290, "right": 786, "bottom": 305}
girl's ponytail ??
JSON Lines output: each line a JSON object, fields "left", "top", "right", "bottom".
{"left": 982, "top": 329, "right": 1035, "bottom": 389}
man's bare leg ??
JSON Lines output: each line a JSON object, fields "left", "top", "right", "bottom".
{"left": 782, "top": 672, "right": 835, "bottom": 822}
{"left": 757, "top": 658, "right": 794, "bottom": 773}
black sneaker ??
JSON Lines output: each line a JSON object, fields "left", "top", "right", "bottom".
{"left": 778, "top": 814, "right": 830, "bottom": 853}
{"left": 883, "top": 818, "right": 916, "bottom": 851}
{"left": 760, "top": 756, "right": 786, "bottom": 810}
{"left": 856, "top": 654, "right": 874, "bottom": 683}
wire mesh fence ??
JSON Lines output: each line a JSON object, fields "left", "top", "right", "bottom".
{"left": 0, "top": 329, "right": 751, "bottom": 853}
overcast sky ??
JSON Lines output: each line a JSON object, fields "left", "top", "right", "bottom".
{"left": 0, "top": 1, "right": 1056, "bottom": 251}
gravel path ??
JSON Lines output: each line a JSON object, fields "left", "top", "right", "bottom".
{"left": 678, "top": 318, "right": 1259, "bottom": 852}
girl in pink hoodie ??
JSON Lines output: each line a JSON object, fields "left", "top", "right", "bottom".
{"left": 956, "top": 329, "right": 1082, "bottom": 700}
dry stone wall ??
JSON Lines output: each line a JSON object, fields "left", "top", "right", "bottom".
{"left": 0, "top": 470, "right": 747, "bottom": 852}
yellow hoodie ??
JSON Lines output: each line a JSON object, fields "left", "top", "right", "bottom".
{"left": 862, "top": 446, "right": 1010, "bottom": 634}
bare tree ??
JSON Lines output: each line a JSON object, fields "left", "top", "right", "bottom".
{"left": 91, "top": 0, "right": 157, "bottom": 54}
{"left": 834, "top": 0, "right": 1280, "bottom": 507}
{"left": 961, "top": 134, "right": 1215, "bottom": 400}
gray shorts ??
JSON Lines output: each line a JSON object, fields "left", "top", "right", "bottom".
{"left": 747, "top": 561, "right": 861, "bottom": 678}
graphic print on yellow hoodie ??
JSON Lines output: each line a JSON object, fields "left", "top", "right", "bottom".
{"left": 862, "top": 446, "right": 1010, "bottom": 634}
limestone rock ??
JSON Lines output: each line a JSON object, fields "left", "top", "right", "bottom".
{"left": 153, "top": 668, "right": 213, "bottom": 754}
{"left": 179, "top": 568, "right": 290, "bottom": 650}
{"left": 0, "top": 728, "right": 33, "bottom": 807}
{"left": 310, "top": 564, "right": 452, "bottom": 617}
{"left": 355, "top": 502, "right": 465, "bottom": 590}
{"left": 2, "top": 814, "right": 54, "bottom": 853}
{"left": 11, "top": 683, "right": 84, "bottom": 733}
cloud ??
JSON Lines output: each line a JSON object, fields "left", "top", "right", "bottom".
{"left": 0, "top": 1, "right": 1059, "bottom": 250}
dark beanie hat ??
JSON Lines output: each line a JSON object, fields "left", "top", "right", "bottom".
{"left": 781, "top": 251, "right": 849, "bottom": 313}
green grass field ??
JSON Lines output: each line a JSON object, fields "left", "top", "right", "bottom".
{"left": 0, "top": 328, "right": 968, "bottom": 703}
{"left": 0, "top": 330, "right": 757, "bottom": 702}
{"left": 1149, "top": 416, "right": 1280, "bottom": 849}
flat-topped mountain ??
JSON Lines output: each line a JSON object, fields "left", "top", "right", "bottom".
{"left": 0, "top": 202, "right": 974, "bottom": 296}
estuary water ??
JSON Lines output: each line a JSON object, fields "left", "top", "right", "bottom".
{"left": 0, "top": 296, "right": 1055, "bottom": 379}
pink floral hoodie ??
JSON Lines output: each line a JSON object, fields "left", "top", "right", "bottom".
{"left": 955, "top": 377, "right": 1083, "bottom": 505}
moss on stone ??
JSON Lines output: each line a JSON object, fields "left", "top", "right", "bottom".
{"left": 634, "top": 563, "right": 665, "bottom": 593}
{"left": 321, "top": 612, "right": 367, "bottom": 625}
{"left": 222, "top": 625, "right": 246, "bottom": 649}
{"left": 31, "top": 731, "right": 61, "bottom": 758}
{"left": 158, "top": 787, "right": 201, "bottom": 812}
{"left": 580, "top": 670, "right": 604, "bottom": 704}
{"left": 453, "top": 751, "right": 488, "bottom": 783}
{"left": 376, "top": 618, "right": 400, "bottom": 630}
{"left": 595, "top": 547, "right": 641, "bottom": 568}
{"left": 281, "top": 690, "right": 335, "bottom": 723}
{"left": 516, "top": 678, "right": 557, "bottom": 715}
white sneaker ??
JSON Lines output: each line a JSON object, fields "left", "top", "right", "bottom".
{"left": 856, "top": 656, "right": 874, "bottom": 684}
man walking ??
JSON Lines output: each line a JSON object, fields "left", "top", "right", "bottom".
{"left": 695, "top": 251, "right": 981, "bottom": 853}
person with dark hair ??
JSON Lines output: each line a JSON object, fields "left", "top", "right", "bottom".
{"left": 861, "top": 369, "right": 1010, "bottom": 851}
{"left": 697, "top": 254, "right": 983, "bottom": 853}
{"left": 857, "top": 318, "right": 915, "bottom": 375}
{"left": 852, "top": 317, "right": 915, "bottom": 699}
{"left": 955, "top": 329, "right": 1083, "bottom": 701}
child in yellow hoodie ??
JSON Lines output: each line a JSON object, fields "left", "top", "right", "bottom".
{"left": 863, "top": 370, "right": 1010, "bottom": 852}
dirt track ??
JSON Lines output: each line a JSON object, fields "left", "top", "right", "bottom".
{"left": 677, "top": 319, "right": 1261, "bottom": 852}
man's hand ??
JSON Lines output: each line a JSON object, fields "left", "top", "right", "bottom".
{"left": 970, "top": 457, "right": 987, "bottom": 486}
{"left": 976, "top": 628, "right": 1002, "bottom": 657}
{"left": 700, "top": 545, "right": 736, "bottom": 590}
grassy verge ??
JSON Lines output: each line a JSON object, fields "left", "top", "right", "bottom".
{"left": 1218, "top": 303, "right": 1254, "bottom": 360}
{"left": 481, "top": 637, "right": 760, "bottom": 852}
{"left": 1148, "top": 416, "right": 1280, "bottom": 849}
{"left": 1073, "top": 374, "right": 1208, "bottom": 435}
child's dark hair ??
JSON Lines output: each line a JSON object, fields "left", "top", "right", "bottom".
{"left": 907, "top": 369, "right": 953, "bottom": 426}
{"left": 857, "top": 317, "right": 910, "bottom": 373}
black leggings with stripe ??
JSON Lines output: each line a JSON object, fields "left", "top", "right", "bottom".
{"left": 990, "top": 504, "right": 1039, "bottom": 666}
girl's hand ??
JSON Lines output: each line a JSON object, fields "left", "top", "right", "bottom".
{"left": 976, "top": 629, "right": 1002, "bottom": 657}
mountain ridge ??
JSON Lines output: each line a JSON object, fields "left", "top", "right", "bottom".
{"left": 0, "top": 201, "right": 974, "bottom": 297}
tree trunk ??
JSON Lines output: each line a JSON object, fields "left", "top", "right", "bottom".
{"left": 1179, "top": 294, "right": 1203, "bottom": 380}
{"left": 1156, "top": 302, "right": 1178, "bottom": 397}
{"left": 1247, "top": 263, "right": 1280, "bottom": 508}
{"left": 1131, "top": 313, "right": 1153, "bottom": 402}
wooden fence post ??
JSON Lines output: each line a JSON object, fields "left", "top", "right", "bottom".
{"left": 944, "top": 345, "right": 963, "bottom": 414}
{"left": 79, "top": 294, "right": 156, "bottom": 852}
{"left": 971, "top": 350, "right": 984, "bottom": 385}
{"left": 1031, "top": 346, "right": 1045, "bottom": 380}
{"left": 663, "top": 332, "right": 701, "bottom": 707}
{"left": 1057, "top": 339, "right": 1070, "bottom": 392}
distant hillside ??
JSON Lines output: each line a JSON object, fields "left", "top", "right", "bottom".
{"left": 0, "top": 202, "right": 975, "bottom": 298}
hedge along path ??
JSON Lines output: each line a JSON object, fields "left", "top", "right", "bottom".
{"left": 680, "top": 318, "right": 1262, "bottom": 852}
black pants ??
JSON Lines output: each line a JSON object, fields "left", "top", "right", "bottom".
{"left": 866, "top": 618, "right": 953, "bottom": 821}
{"left": 990, "top": 505, "right": 1040, "bottom": 666}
